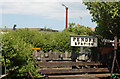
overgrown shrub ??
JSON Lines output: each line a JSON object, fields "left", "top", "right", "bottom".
{"left": 1, "top": 29, "right": 76, "bottom": 78}
{"left": 1, "top": 27, "right": 94, "bottom": 78}
{"left": 64, "top": 24, "right": 94, "bottom": 35}
{"left": 2, "top": 29, "right": 41, "bottom": 78}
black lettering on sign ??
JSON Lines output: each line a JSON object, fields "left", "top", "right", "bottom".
{"left": 93, "top": 38, "right": 95, "bottom": 42}
{"left": 91, "top": 43, "right": 94, "bottom": 46}
{"left": 84, "top": 43, "right": 86, "bottom": 45}
{"left": 85, "top": 38, "right": 88, "bottom": 42}
{"left": 81, "top": 38, "right": 84, "bottom": 42}
{"left": 81, "top": 43, "right": 83, "bottom": 45}
{"left": 78, "top": 42, "right": 80, "bottom": 45}
{"left": 75, "top": 42, "right": 77, "bottom": 45}
{"left": 73, "top": 37, "right": 76, "bottom": 41}
{"left": 77, "top": 38, "right": 79, "bottom": 42}
{"left": 89, "top": 38, "right": 91, "bottom": 42}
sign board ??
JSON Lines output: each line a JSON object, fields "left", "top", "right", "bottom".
{"left": 102, "top": 39, "right": 120, "bottom": 46}
{"left": 70, "top": 35, "right": 98, "bottom": 47}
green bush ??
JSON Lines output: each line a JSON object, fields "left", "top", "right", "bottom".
{"left": 2, "top": 29, "right": 41, "bottom": 78}
{"left": 64, "top": 24, "right": 94, "bottom": 35}
{"left": 2, "top": 29, "right": 76, "bottom": 78}
{"left": 2, "top": 27, "right": 94, "bottom": 78}
{"left": 34, "top": 31, "right": 76, "bottom": 52}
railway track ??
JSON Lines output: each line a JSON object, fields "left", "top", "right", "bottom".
{"left": 38, "top": 61, "right": 110, "bottom": 78}
{"left": 48, "top": 74, "right": 111, "bottom": 79}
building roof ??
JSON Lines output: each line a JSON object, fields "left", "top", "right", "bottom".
{"left": 90, "top": 28, "right": 95, "bottom": 31}
{"left": 1, "top": 28, "right": 59, "bottom": 32}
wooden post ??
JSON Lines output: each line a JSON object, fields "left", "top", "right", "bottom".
{"left": 110, "top": 36, "right": 117, "bottom": 78}
{"left": 4, "top": 56, "right": 7, "bottom": 79}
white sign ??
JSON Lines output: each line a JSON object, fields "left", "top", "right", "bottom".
{"left": 70, "top": 35, "right": 98, "bottom": 47}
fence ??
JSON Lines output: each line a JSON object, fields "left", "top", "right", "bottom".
{"left": 33, "top": 50, "right": 90, "bottom": 62}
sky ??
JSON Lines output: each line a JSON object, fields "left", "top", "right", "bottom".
{"left": 0, "top": 0, "right": 97, "bottom": 31}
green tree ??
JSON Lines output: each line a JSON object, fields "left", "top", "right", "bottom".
{"left": 68, "top": 23, "right": 75, "bottom": 32}
{"left": 2, "top": 28, "right": 93, "bottom": 78}
{"left": 64, "top": 24, "right": 94, "bottom": 35}
{"left": 34, "top": 31, "right": 75, "bottom": 53}
{"left": 69, "top": 23, "right": 75, "bottom": 27}
{"left": 83, "top": 2, "right": 120, "bottom": 39}
{"left": 2, "top": 29, "right": 41, "bottom": 78}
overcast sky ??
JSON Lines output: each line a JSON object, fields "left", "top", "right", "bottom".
{"left": 0, "top": 0, "right": 97, "bottom": 31}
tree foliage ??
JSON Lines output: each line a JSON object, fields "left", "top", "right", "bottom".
{"left": 83, "top": 2, "right": 120, "bottom": 39}
{"left": 64, "top": 23, "right": 94, "bottom": 35}
{"left": 1, "top": 29, "right": 76, "bottom": 77}
{"left": 2, "top": 26, "right": 94, "bottom": 78}
{"left": 2, "top": 29, "right": 41, "bottom": 78}
{"left": 31, "top": 31, "right": 75, "bottom": 53}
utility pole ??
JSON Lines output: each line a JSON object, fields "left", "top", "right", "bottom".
{"left": 62, "top": 4, "right": 68, "bottom": 30}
